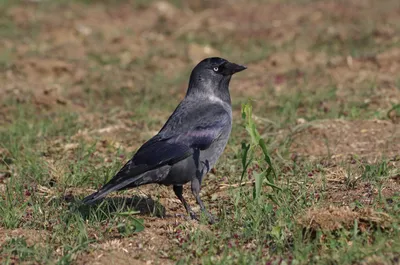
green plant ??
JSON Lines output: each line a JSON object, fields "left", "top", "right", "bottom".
{"left": 240, "top": 101, "right": 281, "bottom": 200}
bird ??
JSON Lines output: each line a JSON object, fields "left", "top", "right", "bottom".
{"left": 82, "top": 57, "right": 246, "bottom": 223}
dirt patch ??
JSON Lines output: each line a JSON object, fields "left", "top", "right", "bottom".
{"left": 325, "top": 179, "right": 400, "bottom": 206}
{"left": 290, "top": 119, "right": 400, "bottom": 161}
{"left": 304, "top": 162, "right": 400, "bottom": 213}
{"left": 328, "top": 51, "right": 400, "bottom": 110}
{"left": 298, "top": 205, "right": 393, "bottom": 232}
{"left": 76, "top": 218, "right": 177, "bottom": 265}
{"left": 0, "top": 228, "right": 49, "bottom": 247}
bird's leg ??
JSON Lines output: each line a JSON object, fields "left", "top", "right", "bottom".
{"left": 191, "top": 178, "right": 216, "bottom": 224}
{"left": 173, "top": 185, "right": 197, "bottom": 221}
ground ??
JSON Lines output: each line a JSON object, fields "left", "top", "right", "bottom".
{"left": 0, "top": 0, "right": 399, "bottom": 264}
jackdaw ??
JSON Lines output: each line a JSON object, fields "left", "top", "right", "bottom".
{"left": 82, "top": 57, "right": 246, "bottom": 223}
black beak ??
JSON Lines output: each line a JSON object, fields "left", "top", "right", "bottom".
{"left": 222, "top": 62, "right": 247, "bottom": 76}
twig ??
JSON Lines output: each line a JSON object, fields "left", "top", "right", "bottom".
{"left": 218, "top": 181, "right": 254, "bottom": 190}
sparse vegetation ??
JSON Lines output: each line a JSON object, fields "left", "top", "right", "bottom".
{"left": 0, "top": 0, "right": 399, "bottom": 264}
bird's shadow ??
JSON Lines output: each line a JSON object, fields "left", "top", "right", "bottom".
{"left": 73, "top": 195, "right": 166, "bottom": 221}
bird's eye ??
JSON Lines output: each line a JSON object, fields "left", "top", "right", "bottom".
{"left": 213, "top": 67, "right": 219, "bottom": 72}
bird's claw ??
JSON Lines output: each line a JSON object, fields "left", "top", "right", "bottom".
{"left": 191, "top": 211, "right": 217, "bottom": 224}
{"left": 177, "top": 211, "right": 217, "bottom": 224}
{"left": 175, "top": 212, "right": 199, "bottom": 222}
{"left": 189, "top": 211, "right": 199, "bottom": 221}
{"left": 204, "top": 212, "right": 218, "bottom": 224}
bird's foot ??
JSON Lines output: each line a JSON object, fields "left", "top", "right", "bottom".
{"left": 193, "top": 211, "right": 218, "bottom": 224}
{"left": 174, "top": 213, "right": 194, "bottom": 222}
{"left": 189, "top": 211, "right": 199, "bottom": 222}
{"left": 203, "top": 211, "right": 218, "bottom": 224}
{"left": 178, "top": 211, "right": 217, "bottom": 224}
{"left": 175, "top": 212, "right": 199, "bottom": 222}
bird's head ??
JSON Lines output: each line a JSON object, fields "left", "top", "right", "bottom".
{"left": 187, "top": 57, "right": 247, "bottom": 102}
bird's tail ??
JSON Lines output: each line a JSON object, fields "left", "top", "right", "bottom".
{"left": 82, "top": 174, "right": 144, "bottom": 205}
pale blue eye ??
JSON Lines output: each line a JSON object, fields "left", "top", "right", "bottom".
{"left": 213, "top": 67, "right": 219, "bottom": 72}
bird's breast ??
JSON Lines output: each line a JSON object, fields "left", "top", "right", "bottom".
{"left": 199, "top": 125, "right": 231, "bottom": 170}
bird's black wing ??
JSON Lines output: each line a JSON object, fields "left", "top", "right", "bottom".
{"left": 131, "top": 135, "right": 191, "bottom": 166}
{"left": 81, "top": 138, "right": 193, "bottom": 204}
{"left": 133, "top": 103, "right": 231, "bottom": 163}
{"left": 131, "top": 106, "right": 230, "bottom": 166}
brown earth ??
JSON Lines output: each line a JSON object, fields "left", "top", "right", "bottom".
{"left": 290, "top": 119, "right": 400, "bottom": 161}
